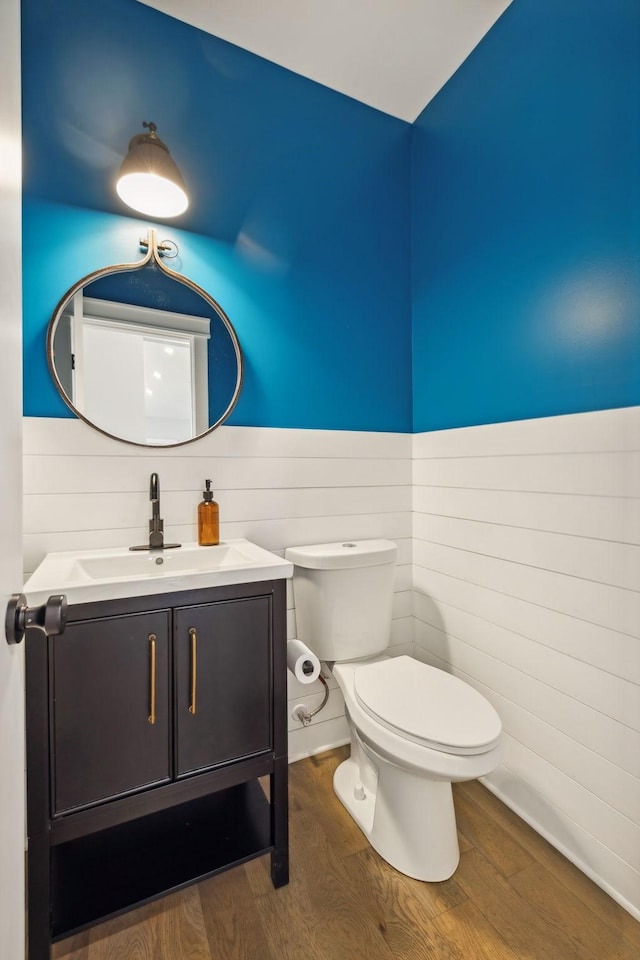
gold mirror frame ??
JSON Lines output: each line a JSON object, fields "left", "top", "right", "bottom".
{"left": 46, "top": 229, "right": 243, "bottom": 448}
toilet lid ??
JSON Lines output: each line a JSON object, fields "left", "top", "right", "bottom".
{"left": 353, "top": 656, "right": 501, "bottom": 756}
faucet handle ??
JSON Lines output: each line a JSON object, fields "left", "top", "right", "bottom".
{"left": 149, "top": 524, "right": 164, "bottom": 548}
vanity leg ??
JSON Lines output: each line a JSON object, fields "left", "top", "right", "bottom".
{"left": 27, "top": 833, "right": 51, "bottom": 960}
{"left": 270, "top": 755, "right": 289, "bottom": 888}
{"left": 25, "top": 630, "right": 52, "bottom": 959}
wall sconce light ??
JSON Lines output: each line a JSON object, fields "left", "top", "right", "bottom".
{"left": 116, "top": 121, "right": 189, "bottom": 218}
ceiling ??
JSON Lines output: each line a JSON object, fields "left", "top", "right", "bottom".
{"left": 137, "top": 0, "right": 513, "bottom": 122}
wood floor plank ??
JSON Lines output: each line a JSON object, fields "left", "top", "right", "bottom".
{"left": 453, "top": 787, "right": 533, "bottom": 878}
{"left": 85, "top": 910, "right": 158, "bottom": 960}
{"left": 456, "top": 826, "right": 474, "bottom": 854}
{"left": 51, "top": 930, "right": 90, "bottom": 959}
{"left": 457, "top": 779, "right": 640, "bottom": 951}
{"left": 246, "top": 854, "right": 346, "bottom": 960}
{"left": 86, "top": 885, "right": 209, "bottom": 960}
{"left": 252, "top": 855, "right": 395, "bottom": 960}
{"left": 455, "top": 846, "right": 600, "bottom": 960}
{"left": 287, "top": 745, "right": 370, "bottom": 858}
{"left": 508, "top": 861, "right": 639, "bottom": 960}
{"left": 199, "top": 865, "right": 276, "bottom": 960}
{"left": 250, "top": 791, "right": 396, "bottom": 960}
{"left": 81, "top": 898, "right": 166, "bottom": 960}
{"left": 431, "top": 900, "right": 522, "bottom": 960}
{"left": 341, "top": 844, "right": 468, "bottom": 959}
{"left": 151, "top": 885, "right": 210, "bottom": 960}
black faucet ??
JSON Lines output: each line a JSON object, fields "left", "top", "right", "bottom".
{"left": 149, "top": 472, "right": 163, "bottom": 548}
{"left": 130, "top": 473, "right": 181, "bottom": 551}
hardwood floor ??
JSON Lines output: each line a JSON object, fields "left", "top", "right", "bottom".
{"left": 53, "top": 747, "right": 639, "bottom": 960}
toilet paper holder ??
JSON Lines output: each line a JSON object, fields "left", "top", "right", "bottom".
{"left": 287, "top": 637, "right": 328, "bottom": 726}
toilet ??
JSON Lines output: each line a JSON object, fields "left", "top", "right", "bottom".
{"left": 284, "top": 539, "right": 502, "bottom": 882}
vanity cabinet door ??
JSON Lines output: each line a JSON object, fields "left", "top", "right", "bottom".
{"left": 51, "top": 611, "right": 171, "bottom": 814}
{"left": 174, "top": 597, "right": 272, "bottom": 777}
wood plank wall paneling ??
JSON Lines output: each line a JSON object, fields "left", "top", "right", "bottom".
{"left": 23, "top": 407, "right": 640, "bottom": 920}
{"left": 413, "top": 406, "right": 640, "bottom": 921}
{"left": 23, "top": 417, "right": 413, "bottom": 762}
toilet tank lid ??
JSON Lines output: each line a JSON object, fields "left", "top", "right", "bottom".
{"left": 285, "top": 540, "right": 397, "bottom": 570}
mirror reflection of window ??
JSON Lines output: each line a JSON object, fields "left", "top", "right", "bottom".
{"left": 66, "top": 293, "right": 210, "bottom": 446}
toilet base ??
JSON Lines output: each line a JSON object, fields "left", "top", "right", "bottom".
{"left": 333, "top": 749, "right": 460, "bottom": 882}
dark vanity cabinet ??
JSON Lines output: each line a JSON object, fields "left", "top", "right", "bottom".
{"left": 173, "top": 598, "right": 271, "bottom": 776}
{"left": 26, "top": 579, "right": 288, "bottom": 960}
{"left": 52, "top": 611, "right": 172, "bottom": 814}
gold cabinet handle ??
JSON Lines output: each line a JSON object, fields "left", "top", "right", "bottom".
{"left": 189, "top": 627, "right": 197, "bottom": 715}
{"left": 148, "top": 634, "right": 157, "bottom": 725}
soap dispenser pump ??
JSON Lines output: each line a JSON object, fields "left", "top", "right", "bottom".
{"left": 198, "top": 479, "right": 219, "bottom": 546}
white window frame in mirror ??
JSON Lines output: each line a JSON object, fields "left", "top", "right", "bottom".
{"left": 65, "top": 293, "right": 210, "bottom": 446}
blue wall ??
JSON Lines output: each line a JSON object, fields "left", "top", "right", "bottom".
{"left": 24, "top": 0, "right": 640, "bottom": 435}
{"left": 22, "top": 0, "right": 412, "bottom": 432}
{"left": 412, "top": 0, "right": 640, "bottom": 432}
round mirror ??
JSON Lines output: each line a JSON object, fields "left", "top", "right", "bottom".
{"left": 47, "top": 231, "right": 243, "bottom": 447}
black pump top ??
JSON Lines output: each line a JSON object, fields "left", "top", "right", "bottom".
{"left": 203, "top": 479, "right": 214, "bottom": 502}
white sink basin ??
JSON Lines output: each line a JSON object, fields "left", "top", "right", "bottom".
{"left": 24, "top": 539, "right": 293, "bottom": 605}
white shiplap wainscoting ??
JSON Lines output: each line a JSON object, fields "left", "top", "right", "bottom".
{"left": 23, "top": 417, "right": 413, "bottom": 761}
{"left": 413, "top": 406, "right": 640, "bottom": 920}
{"left": 24, "top": 408, "right": 640, "bottom": 919}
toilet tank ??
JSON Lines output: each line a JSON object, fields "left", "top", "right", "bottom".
{"left": 284, "top": 540, "right": 397, "bottom": 662}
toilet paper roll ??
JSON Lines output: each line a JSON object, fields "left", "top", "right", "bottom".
{"left": 286, "top": 638, "right": 321, "bottom": 684}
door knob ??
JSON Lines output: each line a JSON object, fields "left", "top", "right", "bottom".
{"left": 5, "top": 593, "right": 68, "bottom": 645}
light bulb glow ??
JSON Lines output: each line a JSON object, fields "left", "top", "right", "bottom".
{"left": 116, "top": 171, "right": 188, "bottom": 218}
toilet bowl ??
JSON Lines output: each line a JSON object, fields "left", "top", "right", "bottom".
{"left": 330, "top": 656, "right": 501, "bottom": 880}
{"left": 285, "top": 539, "right": 502, "bottom": 882}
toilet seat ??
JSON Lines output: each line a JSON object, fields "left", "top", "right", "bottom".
{"left": 353, "top": 656, "right": 501, "bottom": 756}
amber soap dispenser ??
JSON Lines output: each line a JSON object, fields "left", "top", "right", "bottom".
{"left": 198, "top": 479, "right": 219, "bottom": 546}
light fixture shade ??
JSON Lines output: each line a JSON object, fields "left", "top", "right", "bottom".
{"left": 116, "top": 122, "right": 189, "bottom": 218}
